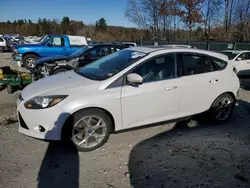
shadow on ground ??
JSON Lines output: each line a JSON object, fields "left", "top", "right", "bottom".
{"left": 37, "top": 113, "right": 79, "bottom": 188}
{"left": 240, "top": 77, "right": 250, "bottom": 91}
{"left": 128, "top": 100, "right": 250, "bottom": 188}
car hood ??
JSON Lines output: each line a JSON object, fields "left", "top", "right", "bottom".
{"left": 15, "top": 44, "right": 44, "bottom": 49}
{"left": 34, "top": 55, "right": 73, "bottom": 66}
{"left": 21, "top": 70, "right": 100, "bottom": 100}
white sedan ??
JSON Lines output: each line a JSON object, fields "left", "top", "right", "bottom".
{"left": 221, "top": 50, "right": 250, "bottom": 76}
{"left": 17, "top": 47, "right": 240, "bottom": 151}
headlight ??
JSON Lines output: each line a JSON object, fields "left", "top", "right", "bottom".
{"left": 24, "top": 95, "right": 68, "bottom": 109}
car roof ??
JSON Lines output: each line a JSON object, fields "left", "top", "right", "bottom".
{"left": 127, "top": 46, "right": 228, "bottom": 60}
{"left": 221, "top": 50, "right": 250, "bottom": 53}
{"left": 89, "top": 44, "right": 127, "bottom": 48}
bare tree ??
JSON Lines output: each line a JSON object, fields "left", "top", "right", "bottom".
{"left": 125, "top": 0, "right": 148, "bottom": 29}
{"left": 234, "top": 0, "right": 250, "bottom": 41}
{"left": 204, "top": 0, "right": 223, "bottom": 37}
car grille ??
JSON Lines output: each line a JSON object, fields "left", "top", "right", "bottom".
{"left": 18, "top": 112, "right": 29, "bottom": 130}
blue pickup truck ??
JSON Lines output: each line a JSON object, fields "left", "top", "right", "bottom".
{"left": 13, "top": 35, "right": 87, "bottom": 69}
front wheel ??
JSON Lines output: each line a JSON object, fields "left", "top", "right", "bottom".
{"left": 62, "top": 109, "right": 112, "bottom": 152}
{"left": 209, "top": 93, "right": 235, "bottom": 123}
{"left": 22, "top": 54, "right": 39, "bottom": 70}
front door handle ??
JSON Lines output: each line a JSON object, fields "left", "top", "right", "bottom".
{"left": 165, "top": 86, "right": 177, "bottom": 91}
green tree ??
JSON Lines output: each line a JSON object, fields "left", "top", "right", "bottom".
{"left": 98, "top": 18, "right": 107, "bottom": 31}
{"left": 61, "top": 16, "right": 70, "bottom": 34}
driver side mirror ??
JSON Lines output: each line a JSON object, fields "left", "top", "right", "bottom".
{"left": 236, "top": 57, "right": 242, "bottom": 61}
{"left": 126, "top": 73, "right": 143, "bottom": 86}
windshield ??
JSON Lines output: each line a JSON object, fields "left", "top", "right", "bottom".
{"left": 76, "top": 50, "right": 147, "bottom": 80}
{"left": 41, "top": 36, "right": 52, "bottom": 45}
{"left": 221, "top": 51, "right": 239, "bottom": 60}
{"left": 70, "top": 45, "right": 91, "bottom": 57}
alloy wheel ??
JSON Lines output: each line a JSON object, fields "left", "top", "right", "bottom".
{"left": 215, "top": 97, "right": 233, "bottom": 121}
{"left": 72, "top": 116, "right": 107, "bottom": 149}
{"left": 26, "top": 58, "right": 35, "bottom": 67}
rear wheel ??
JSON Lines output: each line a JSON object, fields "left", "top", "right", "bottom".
{"left": 209, "top": 93, "right": 235, "bottom": 123}
{"left": 52, "top": 68, "right": 70, "bottom": 75}
{"left": 62, "top": 109, "right": 112, "bottom": 152}
{"left": 23, "top": 54, "right": 39, "bottom": 70}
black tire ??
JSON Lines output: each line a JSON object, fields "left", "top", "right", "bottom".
{"left": 52, "top": 68, "right": 70, "bottom": 75}
{"left": 62, "top": 109, "right": 112, "bottom": 152}
{"left": 7, "top": 84, "right": 14, "bottom": 94}
{"left": 22, "top": 54, "right": 39, "bottom": 70}
{"left": 0, "top": 84, "right": 6, "bottom": 91}
{"left": 209, "top": 93, "right": 235, "bottom": 124}
{"left": 0, "top": 47, "right": 3, "bottom": 53}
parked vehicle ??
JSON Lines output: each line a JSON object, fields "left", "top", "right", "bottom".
{"left": 26, "top": 35, "right": 47, "bottom": 44}
{"left": 0, "top": 37, "right": 13, "bottom": 52}
{"left": 17, "top": 47, "right": 240, "bottom": 152}
{"left": 122, "top": 42, "right": 137, "bottom": 47}
{"left": 0, "top": 66, "right": 32, "bottom": 94}
{"left": 31, "top": 44, "right": 128, "bottom": 79}
{"left": 12, "top": 35, "right": 87, "bottom": 69}
{"left": 221, "top": 50, "right": 250, "bottom": 76}
{"left": 163, "top": 45, "right": 196, "bottom": 48}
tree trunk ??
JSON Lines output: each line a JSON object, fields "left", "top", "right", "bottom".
{"left": 224, "top": 0, "right": 229, "bottom": 40}
{"left": 189, "top": 28, "right": 192, "bottom": 41}
{"left": 243, "top": 0, "right": 250, "bottom": 41}
{"left": 205, "top": 0, "right": 211, "bottom": 36}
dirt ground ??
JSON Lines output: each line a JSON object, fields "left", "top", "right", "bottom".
{"left": 0, "top": 53, "right": 250, "bottom": 188}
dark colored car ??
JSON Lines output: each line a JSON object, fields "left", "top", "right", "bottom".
{"left": 32, "top": 44, "right": 128, "bottom": 79}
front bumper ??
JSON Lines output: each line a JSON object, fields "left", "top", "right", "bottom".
{"left": 17, "top": 97, "right": 70, "bottom": 140}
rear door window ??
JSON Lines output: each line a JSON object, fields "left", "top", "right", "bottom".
{"left": 0, "top": 38, "right": 4, "bottom": 42}
{"left": 210, "top": 57, "right": 227, "bottom": 70}
{"left": 179, "top": 54, "right": 214, "bottom": 76}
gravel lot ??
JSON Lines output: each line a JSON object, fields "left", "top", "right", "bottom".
{"left": 0, "top": 53, "right": 250, "bottom": 188}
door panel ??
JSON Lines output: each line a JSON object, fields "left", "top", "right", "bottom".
{"left": 42, "top": 37, "right": 70, "bottom": 57}
{"left": 121, "top": 53, "right": 181, "bottom": 129}
{"left": 177, "top": 53, "right": 224, "bottom": 117}
{"left": 178, "top": 72, "right": 223, "bottom": 117}
{"left": 121, "top": 79, "right": 181, "bottom": 129}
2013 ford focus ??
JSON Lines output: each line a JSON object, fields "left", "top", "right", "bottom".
{"left": 17, "top": 47, "right": 240, "bottom": 151}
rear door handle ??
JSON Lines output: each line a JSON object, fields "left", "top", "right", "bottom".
{"left": 209, "top": 79, "right": 219, "bottom": 83}
{"left": 165, "top": 86, "right": 177, "bottom": 91}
